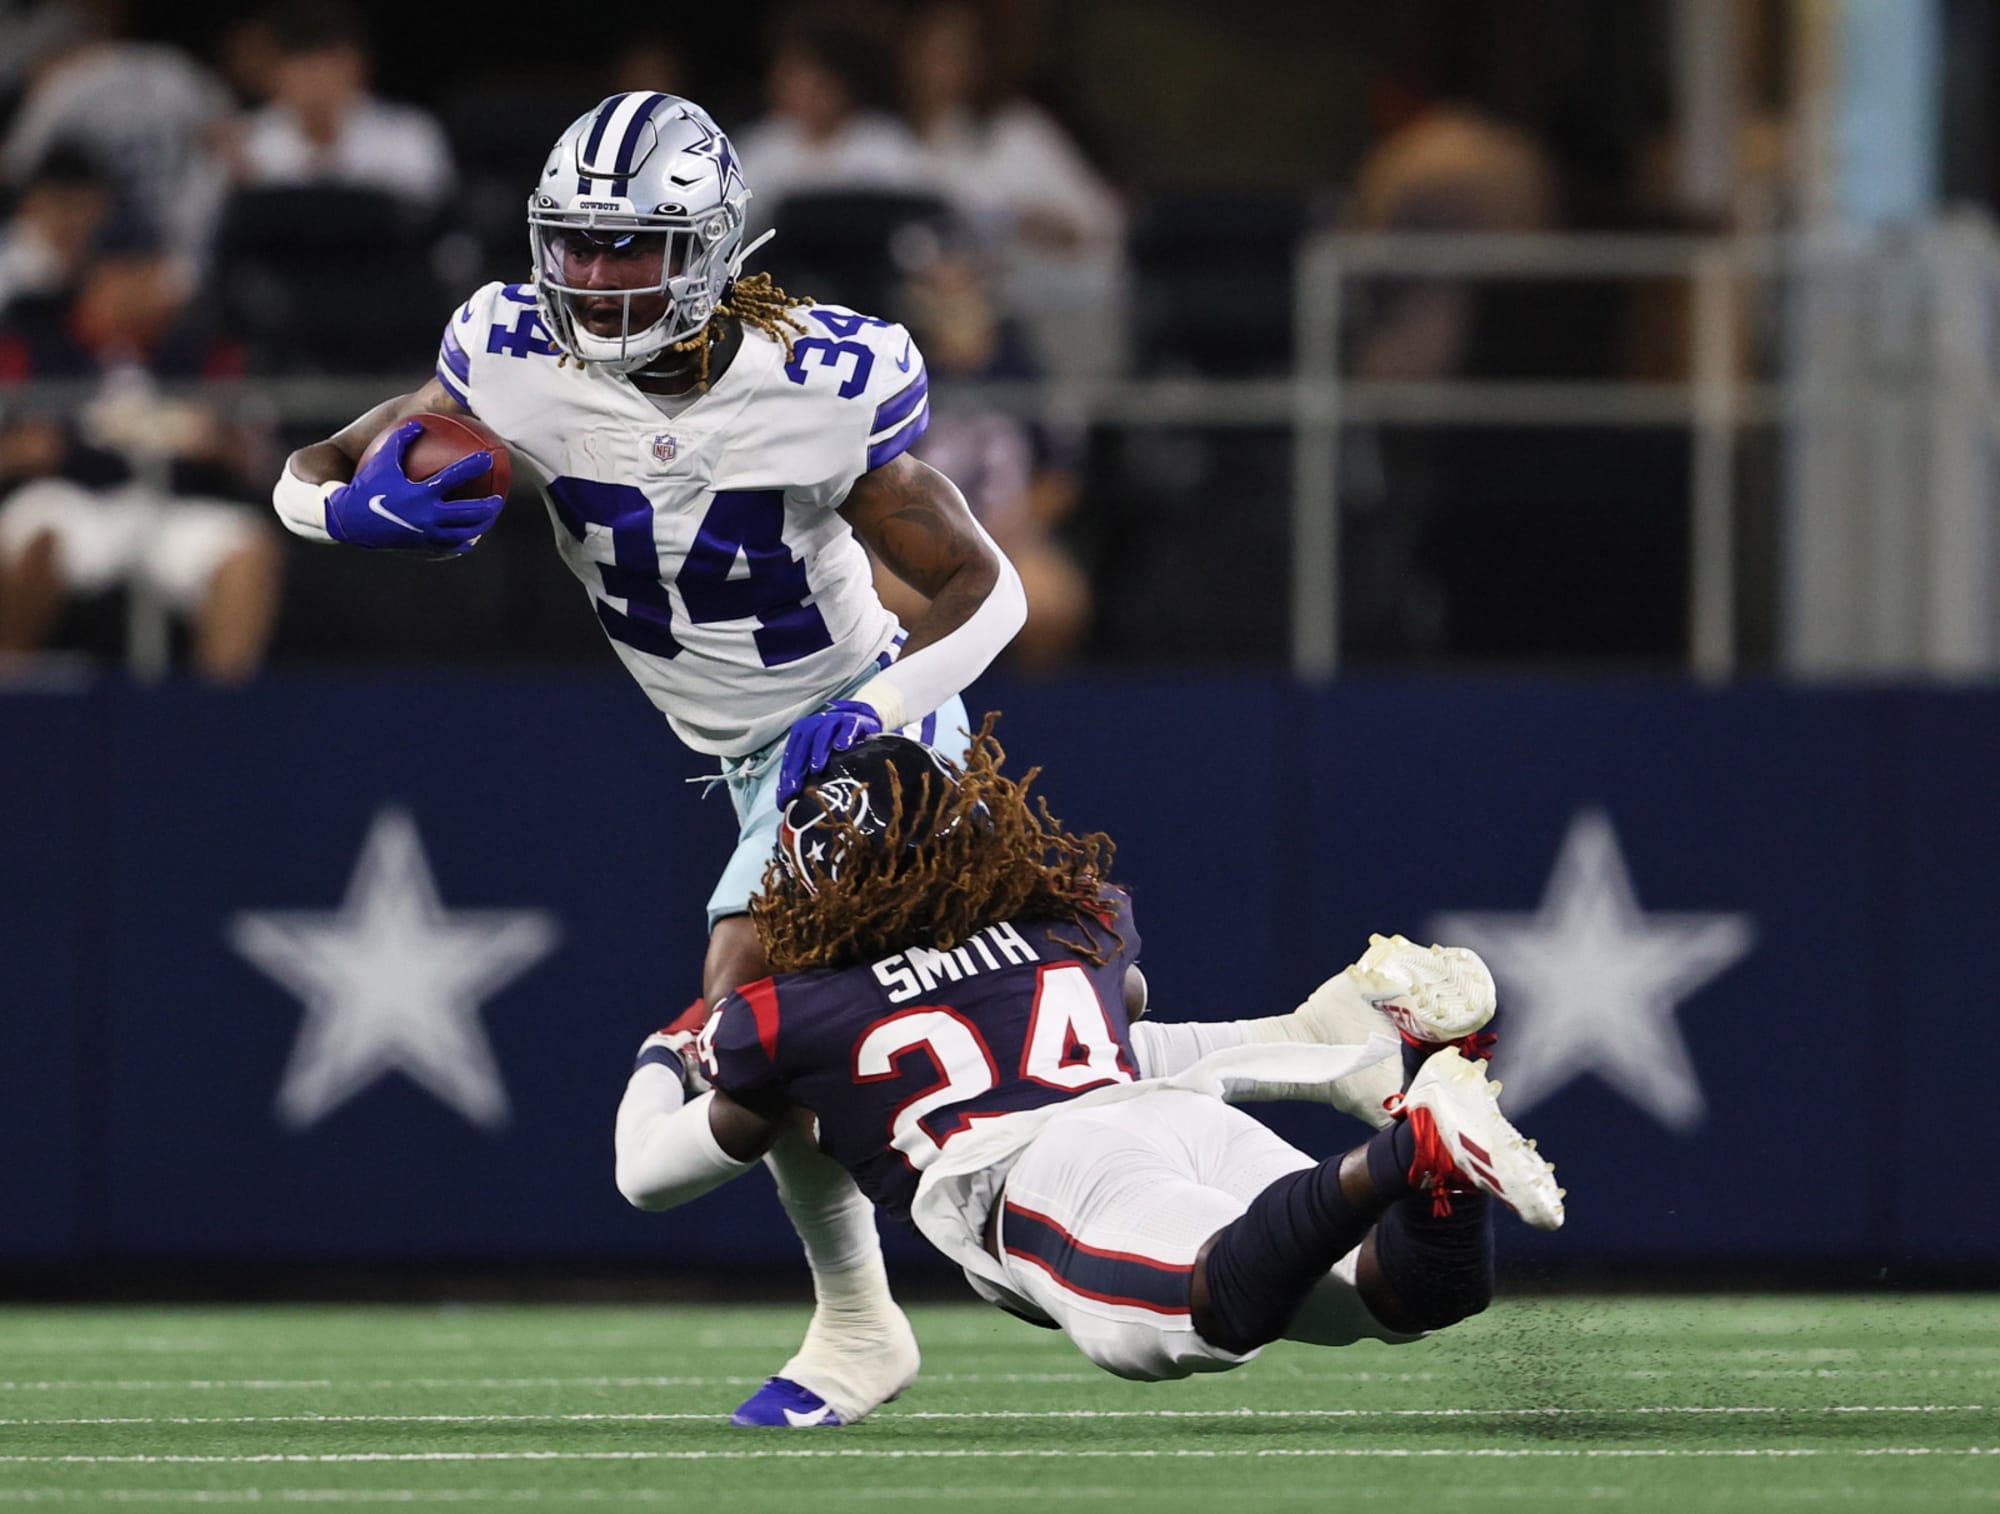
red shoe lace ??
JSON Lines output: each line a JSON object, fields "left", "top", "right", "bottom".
{"left": 1455, "top": 1031, "right": 1498, "bottom": 1062}
{"left": 1398, "top": 1029, "right": 1498, "bottom": 1062}
{"left": 1402, "top": 1105, "right": 1469, "bottom": 1219}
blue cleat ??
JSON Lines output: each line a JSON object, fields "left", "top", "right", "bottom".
{"left": 730, "top": 1376, "right": 846, "bottom": 1427}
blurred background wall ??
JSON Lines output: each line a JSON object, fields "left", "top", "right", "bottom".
{"left": 3, "top": 0, "right": 1998, "bottom": 1288}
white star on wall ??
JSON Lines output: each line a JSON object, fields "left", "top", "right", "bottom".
{"left": 228, "top": 807, "right": 562, "bottom": 1131}
{"left": 1429, "top": 808, "right": 1754, "bottom": 1133}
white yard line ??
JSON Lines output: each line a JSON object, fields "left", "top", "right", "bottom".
{"left": 0, "top": 1404, "right": 1984, "bottom": 1428}
{"left": 2, "top": 1489, "right": 1997, "bottom": 1507}
{"left": 2, "top": 1448, "right": 1997, "bottom": 1465}
{"left": 4, "top": 1368, "right": 1996, "bottom": 1392}
{"left": 11, "top": 1344, "right": 1984, "bottom": 1368}
{"left": 0, "top": 1374, "right": 1091, "bottom": 1392}
{"left": 0, "top": 1380, "right": 739, "bottom": 1393}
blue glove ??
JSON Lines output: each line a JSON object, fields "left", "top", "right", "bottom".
{"left": 777, "top": 699, "right": 884, "bottom": 804}
{"left": 325, "top": 419, "right": 503, "bottom": 553}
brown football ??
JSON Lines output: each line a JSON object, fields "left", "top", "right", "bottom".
{"left": 359, "top": 412, "right": 512, "bottom": 501}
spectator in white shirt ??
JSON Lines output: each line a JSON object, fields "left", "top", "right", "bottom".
{"left": 735, "top": 3, "right": 933, "bottom": 230}
{"left": 234, "top": 0, "right": 454, "bottom": 209}
{"left": 900, "top": 0, "right": 1128, "bottom": 377}
{"left": 902, "top": 0, "right": 1123, "bottom": 256}
{"left": 2, "top": 0, "right": 232, "bottom": 269}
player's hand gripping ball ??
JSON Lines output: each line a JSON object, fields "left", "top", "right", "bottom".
{"left": 328, "top": 414, "right": 511, "bottom": 554}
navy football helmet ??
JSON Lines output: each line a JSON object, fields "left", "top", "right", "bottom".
{"left": 775, "top": 736, "right": 982, "bottom": 896}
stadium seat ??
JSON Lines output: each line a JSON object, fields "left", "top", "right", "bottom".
{"left": 440, "top": 84, "right": 587, "bottom": 286}
{"left": 1084, "top": 425, "right": 1293, "bottom": 663}
{"left": 763, "top": 190, "right": 958, "bottom": 315}
{"left": 211, "top": 187, "right": 448, "bottom": 374}
{"left": 1426, "top": 424, "right": 1689, "bottom": 662}
{"left": 1128, "top": 190, "right": 1310, "bottom": 376}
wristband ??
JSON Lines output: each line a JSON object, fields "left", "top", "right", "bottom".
{"left": 849, "top": 675, "right": 910, "bottom": 734}
{"left": 272, "top": 463, "right": 342, "bottom": 544}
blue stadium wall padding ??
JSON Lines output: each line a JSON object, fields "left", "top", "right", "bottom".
{"left": 1888, "top": 693, "right": 2000, "bottom": 1263}
{"left": 0, "top": 689, "right": 99, "bottom": 1257}
{"left": 0, "top": 671, "right": 1991, "bottom": 1271}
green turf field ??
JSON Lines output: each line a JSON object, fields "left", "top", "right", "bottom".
{"left": 0, "top": 1296, "right": 1994, "bottom": 1510}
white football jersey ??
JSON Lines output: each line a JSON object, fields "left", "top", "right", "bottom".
{"left": 435, "top": 282, "right": 930, "bottom": 756}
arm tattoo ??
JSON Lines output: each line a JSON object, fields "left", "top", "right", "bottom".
{"left": 843, "top": 455, "right": 1002, "bottom": 653}
{"left": 876, "top": 459, "right": 954, "bottom": 550}
{"left": 884, "top": 501, "right": 951, "bottom": 548}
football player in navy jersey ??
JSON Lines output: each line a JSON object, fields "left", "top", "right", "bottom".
{"left": 615, "top": 722, "right": 1564, "bottom": 1405}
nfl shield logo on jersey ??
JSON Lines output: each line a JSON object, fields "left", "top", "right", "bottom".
{"left": 651, "top": 433, "right": 679, "bottom": 463}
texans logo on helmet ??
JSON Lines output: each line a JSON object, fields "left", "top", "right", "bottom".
{"left": 777, "top": 776, "right": 874, "bottom": 894}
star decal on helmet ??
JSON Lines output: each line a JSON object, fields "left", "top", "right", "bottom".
{"left": 680, "top": 111, "right": 747, "bottom": 199}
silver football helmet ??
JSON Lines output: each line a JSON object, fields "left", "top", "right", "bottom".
{"left": 527, "top": 92, "right": 754, "bottom": 371}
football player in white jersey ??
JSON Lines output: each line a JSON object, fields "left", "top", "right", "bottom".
{"left": 270, "top": 90, "right": 1482, "bottom": 1429}
{"left": 271, "top": 90, "right": 1027, "bottom": 1428}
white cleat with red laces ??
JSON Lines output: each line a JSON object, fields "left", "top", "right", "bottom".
{"left": 1293, "top": 934, "right": 1499, "bottom": 1128}
{"left": 1396, "top": 1046, "right": 1565, "bottom": 1231}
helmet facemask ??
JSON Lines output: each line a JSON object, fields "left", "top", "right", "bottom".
{"left": 528, "top": 203, "right": 741, "bottom": 372}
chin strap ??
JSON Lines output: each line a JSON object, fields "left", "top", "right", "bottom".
{"left": 571, "top": 229, "right": 775, "bottom": 383}
{"left": 730, "top": 228, "right": 776, "bottom": 278}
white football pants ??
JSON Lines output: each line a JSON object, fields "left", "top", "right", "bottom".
{"left": 974, "top": 1089, "right": 1417, "bottom": 1382}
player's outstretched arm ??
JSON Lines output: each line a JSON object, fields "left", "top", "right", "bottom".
{"left": 779, "top": 455, "right": 1027, "bottom": 801}
{"left": 271, "top": 378, "right": 498, "bottom": 553}
{"left": 613, "top": 1087, "right": 779, "bottom": 1212}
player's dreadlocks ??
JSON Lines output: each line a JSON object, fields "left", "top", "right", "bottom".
{"left": 752, "top": 714, "right": 1124, "bottom": 974}
{"left": 673, "top": 271, "right": 813, "bottom": 389}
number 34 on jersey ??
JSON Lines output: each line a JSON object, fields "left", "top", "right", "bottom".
{"left": 438, "top": 283, "right": 929, "bottom": 758}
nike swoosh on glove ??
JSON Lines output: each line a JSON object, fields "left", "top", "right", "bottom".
{"left": 777, "top": 700, "right": 883, "bottom": 803}
{"left": 325, "top": 419, "right": 504, "bottom": 553}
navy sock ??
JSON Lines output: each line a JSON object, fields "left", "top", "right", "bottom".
{"left": 1366, "top": 1117, "right": 1416, "bottom": 1195}
{"left": 1198, "top": 1121, "right": 1417, "bottom": 1355}
{"left": 1371, "top": 1191, "right": 1496, "bottom": 1333}
{"left": 1402, "top": 1033, "right": 1496, "bottom": 1090}
{"left": 1399, "top": 1035, "right": 1431, "bottom": 1089}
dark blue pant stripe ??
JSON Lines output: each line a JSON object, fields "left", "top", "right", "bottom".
{"left": 1003, "top": 1201, "right": 1191, "bottom": 1316}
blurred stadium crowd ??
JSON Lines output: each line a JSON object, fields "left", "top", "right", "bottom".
{"left": 0, "top": 0, "right": 1832, "bottom": 681}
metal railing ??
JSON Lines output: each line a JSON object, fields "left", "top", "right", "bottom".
{"left": 1288, "top": 232, "right": 1796, "bottom": 681}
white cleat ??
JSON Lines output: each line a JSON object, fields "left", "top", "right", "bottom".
{"left": 1340, "top": 933, "right": 1496, "bottom": 1044}
{"left": 1292, "top": 934, "right": 1498, "bottom": 1127}
{"left": 1398, "top": 1046, "right": 1565, "bottom": 1231}
{"left": 771, "top": 1294, "right": 920, "bottom": 1425}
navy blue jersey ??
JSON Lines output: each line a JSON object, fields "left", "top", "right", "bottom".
{"left": 702, "top": 892, "right": 1141, "bottom": 1222}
